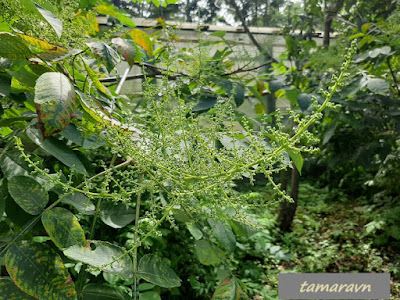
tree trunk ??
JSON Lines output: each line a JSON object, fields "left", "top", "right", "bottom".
{"left": 323, "top": 13, "right": 333, "bottom": 47}
{"left": 277, "top": 164, "right": 300, "bottom": 232}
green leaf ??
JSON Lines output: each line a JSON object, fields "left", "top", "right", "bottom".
{"left": 100, "top": 202, "right": 135, "bottom": 229}
{"left": 286, "top": 149, "right": 303, "bottom": 174}
{"left": 7, "top": 176, "right": 49, "bottom": 215}
{"left": 64, "top": 241, "right": 134, "bottom": 278}
{"left": 212, "top": 277, "right": 248, "bottom": 300}
{"left": 195, "top": 240, "right": 221, "bottom": 265}
{"left": 0, "top": 75, "right": 11, "bottom": 97}
{"left": 208, "top": 219, "right": 236, "bottom": 253}
{"left": 138, "top": 254, "right": 181, "bottom": 288}
{"left": 87, "top": 42, "right": 120, "bottom": 72}
{"left": 61, "top": 192, "right": 95, "bottom": 215}
{"left": 228, "top": 221, "right": 257, "bottom": 238}
{"left": 5, "top": 241, "right": 77, "bottom": 299}
{"left": 297, "top": 93, "right": 312, "bottom": 111}
{"left": 111, "top": 38, "right": 137, "bottom": 67}
{"left": 268, "top": 79, "right": 285, "bottom": 94}
{"left": 285, "top": 88, "right": 300, "bottom": 105}
{"left": 211, "top": 31, "right": 226, "bottom": 38}
{"left": 34, "top": 72, "right": 76, "bottom": 138}
{"left": 0, "top": 32, "right": 33, "bottom": 59}
{"left": 187, "top": 223, "right": 203, "bottom": 240}
{"left": 139, "top": 291, "right": 161, "bottom": 300}
{"left": 34, "top": 4, "right": 63, "bottom": 39}
{"left": 368, "top": 46, "right": 391, "bottom": 58}
{"left": 82, "top": 284, "right": 131, "bottom": 300}
{"left": 83, "top": 59, "right": 112, "bottom": 97}
{"left": 193, "top": 96, "right": 218, "bottom": 112}
{"left": 42, "top": 207, "right": 86, "bottom": 250}
{"left": 366, "top": 78, "right": 390, "bottom": 93}
{"left": 27, "top": 128, "right": 87, "bottom": 174}
{"left": 0, "top": 277, "right": 36, "bottom": 300}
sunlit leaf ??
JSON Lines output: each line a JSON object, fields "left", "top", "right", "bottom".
{"left": 111, "top": 38, "right": 137, "bottom": 67}
{"left": 34, "top": 72, "right": 76, "bottom": 138}
{"left": 286, "top": 149, "right": 303, "bottom": 174}
{"left": 42, "top": 207, "right": 86, "bottom": 250}
{"left": 5, "top": 241, "right": 77, "bottom": 299}
{"left": 83, "top": 59, "right": 112, "bottom": 97}
{"left": 7, "top": 176, "right": 49, "bottom": 215}
{"left": 128, "top": 29, "right": 153, "bottom": 57}
{"left": 64, "top": 240, "right": 134, "bottom": 278}
{"left": 138, "top": 254, "right": 181, "bottom": 288}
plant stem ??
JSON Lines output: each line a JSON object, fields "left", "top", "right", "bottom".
{"left": 387, "top": 57, "right": 400, "bottom": 98}
{"left": 133, "top": 175, "right": 142, "bottom": 300}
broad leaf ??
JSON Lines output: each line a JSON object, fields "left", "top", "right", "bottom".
{"left": 0, "top": 32, "right": 32, "bottom": 59}
{"left": 64, "top": 241, "right": 134, "bottom": 278}
{"left": 82, "top": 284, "right": 131, "bottom": 300}
{"left": 34, "top": 4, "right": 63, "bottom": 39}
{"left": 27, "top": 128, "right": 87, "bottom": 174}
{"left": 193, "top": 96, "right": 218, "bottom": 112}
{"left": 286, "top": 149, "right": 303, "bottom": 174}
{"left": 83, "top": 59, "right": 112, "bottom": 97}
{"left": 0, "top": 277, "right": 36, "bottom": 300}
{"left": 5, "top": 241, "right": 77, "bottom": 299}
{"left": 194, "top": 240, "right": 221, "bottom": 265}
{"left": 208, "top": 219, "right": 236, "bottom": 253}
{"left": 187, "top": 223, "right": 203, "bottom": 240}
{"left": 139, "top": 291, "right": 161, "bottom": 300}
{"left": 42, "top": 207, "right": 86, "bottom": 250}
{"left": 87, "top": 42, "right": 120, "bottom": 72}
{"left": 61, "top": 192, "right": 95, "bottom": 215}
{"left": 128, "top": 29, "right": 153, "bottom": 57}
{"left": 138, "top": 254, "right": 181, "bottom": 288}
{"left": 7, "top": 176, "right": 49, "bottom": 215}
{"left": 297, "top": 93, "right": 312, "bottom": 111}
{"left": 212, "top": 278, "right": 248, "bottom": 300}
{"left": 366, "top": 78, "right": 390, "bottom": 93}
{"left": 111, "top": 38, "right": 137, "bottom": 67}
{"left": 34, "top": 72, "right": 76, "bottom": 138}
{"left": 0, "top": 75, "right": 11, "bottom": 97}
{"left": 100, "top": 202, "right": 135, "bottom": 229}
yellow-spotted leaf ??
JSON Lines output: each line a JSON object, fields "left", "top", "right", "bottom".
{"left": 0, "top": 277, "right": 36, "bottom": 300}
{"left": 128, "top": 29, "right": 153, "bottom": 57}
{"left": 138, "top": 254, "right": 181, "bottom": 288}
{"left": 82, "top": 59, "right": 112, "bottom": 97}
{"left": 212, "top": 277, "right": 248, "bottom": 300}
{"left": 42, "top": 207, "right": 86, "bottom": 250}
{"left": 18, "top": 33, "right": 70, "bottom": 60}
{"left": 34, "top": 72, "right": 76, "bottom": 138}
{"left": 64, "top": 240, "right": 134, "bottom": 278}
{"left": 0, "top": 32, "right": 33, "bottom": 59}
{"left": 7, "top": 176, "right": 49, "bottom": 215}
{"left": 86, "top": 41, "right": 120, "bottom": 72}
{"left": 5, "top": 241, "right": 77, "bottom": 299}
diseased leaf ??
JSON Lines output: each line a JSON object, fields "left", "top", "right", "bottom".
{"left": 111, "top": 38, "right": 137, "bottom": 67}
{"left": 42, "top": 207, "right": 86, "bottom": 250}
{"left": 212, "top": 277, "right": 248, "bottom": 300}
{"left": 195, "top": 240, "right": 221, "bottom": 265}
{"left": 87, "top": 42, "right": 120, "bottom": 72}
{"left": 0, "top": 32, "right": 33, "bottom": 59}
{"left": 34, "top": 72, "right": 76, "bottom": 138}
{"left": 5, "top": 241, "right": 77, "bottom": 299}
{"left": 100, "top": 202, "right": 135, "bottom": 229}
{"left": 82, "top": 284, "right": 131, "bottom": 300}
{"left": 0, "top": 277, "right": 36, "bottom": 300}
{"left": 138, "top": 254, "right": 181, "bottom": 288}
{"left": 27, "top": 128, "right": 87, "bottom": 174}
{"left": 7, "top": 176, "right": 49, "bottom": 215}
{"left": 83, "top": 59, "right": 112, "bottom": 97}
{"left": 64, "top": 241, "right": 134, "bottom": 278}
{"left": 128, "top": 29, "right": 153, "bottom": 57}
